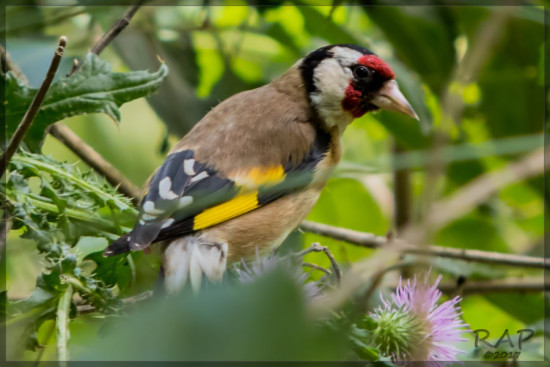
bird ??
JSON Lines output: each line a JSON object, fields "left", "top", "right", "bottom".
{"left": 104, "top": 44, "right": 418, "bottom": 293}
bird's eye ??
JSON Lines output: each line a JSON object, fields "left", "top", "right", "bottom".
{"left": 353, "top": 65, "right": 371, "bottom": 79}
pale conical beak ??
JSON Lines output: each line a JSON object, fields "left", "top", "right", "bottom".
{"left": 371, "top": 79, "right": 419, "bottom": 120}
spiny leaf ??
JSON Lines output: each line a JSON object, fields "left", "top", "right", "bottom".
{"left": 3, "top": 53, "right": 169, "bottom": 152}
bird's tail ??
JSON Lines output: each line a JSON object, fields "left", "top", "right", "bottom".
{"left": 163, "top": 237, "right": 228, "bottom": 294}
{"left": 103, "top": 234, "right": 132, "bottom": 257}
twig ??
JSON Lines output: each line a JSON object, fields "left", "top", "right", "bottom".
{"left": 436, "top": 277, "right": 549, "bottom": 295}
{"left": 69, "top": 2, "right": 143, "bottom": 76}
{"left": 0, "top": 36, "right": 67, "bottom": 177}
{"left": 49, "top": 123, "right": 141, "bottom": 204}
{"left": 296, "top": 242, "right": 341, "bottom": 284}
{"left": 0, "top": 44, "right": 28, "bottom": 84}
{"left": 300, "top": 220, "right": 548, "bottom": 269}
{"left": 56, "top": 284, "right": 73, "bottom": 365}
{"left": 302, "top": 262, "right": 332, "bottom": 277}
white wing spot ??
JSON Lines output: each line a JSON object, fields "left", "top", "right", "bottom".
{"left": 159, "top": 177, "right": 178, "bottom": 200}
{"left": 184, "top": 159, "right": 196, "bottom": 176}
{"left": 179, "top": 196, "right": 193, "bottom": 208}
{"left": 143, "top": 200, "right": 163, "bottom": 214}
{"left": 190, "top": 171, "right": 209, "bottom": 183}
{"left": 161, "top": 218, "right": 175, "bottom": 229}
{"left": 141, "top": 214, "right": 156, "bottom": 221}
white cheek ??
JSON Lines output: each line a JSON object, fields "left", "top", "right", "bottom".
{"left": 311, "top": 58, "right": 355, "bottom": 128}
{"left": 313, "top": 58, "right": 350, "bottom": 101}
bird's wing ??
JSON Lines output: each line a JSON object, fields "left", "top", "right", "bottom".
{"left": 104, "top": 130, "right": 330, "bottom": 256}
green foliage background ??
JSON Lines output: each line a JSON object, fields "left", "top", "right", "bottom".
{"left": 2, "top": 1, "right": 547, "bottom": 363}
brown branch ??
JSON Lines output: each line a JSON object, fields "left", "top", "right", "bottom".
{"left": 299, "top": 220, "right": 548, "bottom": 269}
{"left": 69, "top": 2, "right": 143, "bottom": 76}
{"left": 437, "top": 277, "right": 548, "bottom": 296}
{"left": 0, "top": 36, "right": 67, "bottom": 178}
{"left": 0, "top": 44, "right": 28, "bottom": 84}
{"left": 49, "top": 123, "right": 141, "bottom": 204}
{"left": 296, "top": 242, "right": 341, "bottom": 284}
{"left": 301, "top": 262, "right": 332, "bottom": 277}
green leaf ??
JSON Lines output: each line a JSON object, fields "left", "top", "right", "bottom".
{"left": 85, "top": 251, "right": 132, "bottom": 291}
{"left": 3, "top": 53, "right": 169, "bottom": 151}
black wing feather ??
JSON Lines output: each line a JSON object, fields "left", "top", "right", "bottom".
{"left": 104, "top": 128, "right": 331, "bottom": 257}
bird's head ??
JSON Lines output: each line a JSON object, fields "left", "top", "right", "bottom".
{"left": 299, "top": 44, "right": 418, "bottom": 129}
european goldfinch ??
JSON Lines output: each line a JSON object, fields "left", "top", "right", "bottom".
{"left": 104, "top": 44, "right": 418, "bottom": 293}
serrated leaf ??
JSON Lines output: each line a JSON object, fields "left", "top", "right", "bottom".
{"left": 85, "top": 251, "right": 132, "bottom": 290}
{"left": 3, "top": 53, "right": 169, "bottom": 151}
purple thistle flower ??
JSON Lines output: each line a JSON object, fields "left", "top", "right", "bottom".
{"left": 371, "top": 273, "right": 469, "bottom": 362}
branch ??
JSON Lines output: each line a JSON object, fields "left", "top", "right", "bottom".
{"left": 0, "top": 36, "right": 67, "bottom": 177}
{"left": 300, "top": 220, "right": 548, "bottom": 269}
{"left": 296, "top": 242, "right": 341, "bottom": 284}
{"left": 437, "top": 277, "right": 549, "bottom": 295}
{"left": 301, "top": 262, "right": 332, "bottom": 277}
{"left": 69, "top": 2, "right": 143, "bottom": 76}
{"left": 49, "top": 123, "right": 141, "bottom": 204}
{"left": 0, "top": 44, "right": 28, "bottom": 83}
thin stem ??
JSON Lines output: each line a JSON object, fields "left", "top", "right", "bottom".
{"left": 0, "top": 44, "right": 28, "bottom": 83}
{"left": 300, "top": 220, "right": 548, "bottom": 269}
{"left": 437, "top": 277, "right": 549, "bottom": 295}
{"left": 69, "top": 3, "right": 143, "bottom": 76}
{"left": 302, "top": 262, "right": 332, "bottom": 277}
{"left": 0, "top": 36, "right": 67, "bottom": 177}
{"left": 56, "top": 284, "right": 73, "bottom": 364}
{"left": 296, "top": 242, "right": 341, "bottom": 284}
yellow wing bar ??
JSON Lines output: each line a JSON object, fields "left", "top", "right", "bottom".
{"left": 193, "top": 191, "right": 259, "bottom": 230}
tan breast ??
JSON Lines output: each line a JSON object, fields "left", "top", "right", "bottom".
{"left": 199, "top": 187, "right": 323, "bottom": 262}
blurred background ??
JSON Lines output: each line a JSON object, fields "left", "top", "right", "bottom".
{"left": 3, "top": 0, "right": 547, "bottom": 362}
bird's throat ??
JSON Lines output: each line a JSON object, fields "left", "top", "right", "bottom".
{"left": 342, "top": 84, "right": 367, "bottom": 118}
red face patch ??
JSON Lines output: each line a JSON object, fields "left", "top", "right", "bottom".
{"left": 342, "top": 84, "right": 366, "bottom": 118}
{"left": 357, "top": 55, "right": 395, "bottom": 80}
